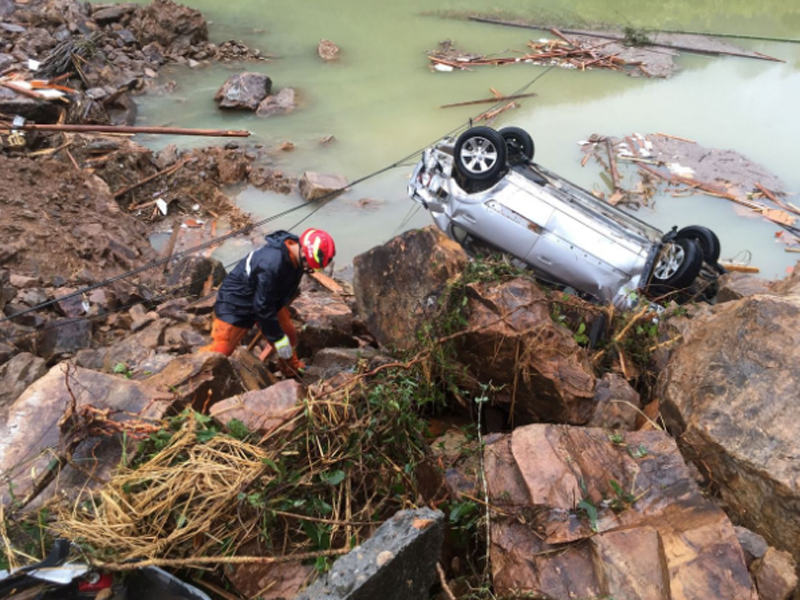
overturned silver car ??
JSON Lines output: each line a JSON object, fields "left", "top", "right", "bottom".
{"left": 408, "top": 126, "right": 724, "bottom": 309}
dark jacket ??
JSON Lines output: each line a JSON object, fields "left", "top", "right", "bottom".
{"left": 214, "top": 231, "right": 303, "bottom": 343}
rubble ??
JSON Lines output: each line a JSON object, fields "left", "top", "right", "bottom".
{"left": 485, "top": 425, "right": 755, "bottom": 599}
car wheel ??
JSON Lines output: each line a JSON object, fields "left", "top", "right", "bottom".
{"left": 648, "top": 238, "right": 703, "bottom": 296}
{"left": 454, "top": 127, "right": 507, "bottom": 183}
{"left": 676, "top": 225, "right": 721, "bottom": 264}
{"left": 499, "top": 126, "right": 535, "bottom": 163}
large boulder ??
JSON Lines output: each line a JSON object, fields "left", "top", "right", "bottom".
{"left": 0, "top": 364, "right": 165, "bottom": 507}
{"left": 0, "top": 352, "right": 47, "bottom": 422}
{"left": 210, "top": 380, "right": 303, "bottom": 435}
{"left": 353, "top": 227, "right": 467, "bottom": 351}
{"left": 298, "top": 172, "right": 348, "bottom": 201}
{"left": 142, "top": 352, "right": 245, "bottom": 412}
{"left": 292, "top": 291, "right": 356, "bottom": 354}
{"left": 214, "top": 73, "right": 272, "bottom": 111}
{"left": 485, "top": 425, "right": 755, "bottom": 599}
{"left": 458, "top": 279, "right": 596, "bottom": 425}
{"left": 657, "top": 293, "right": 800, "bottom": 562}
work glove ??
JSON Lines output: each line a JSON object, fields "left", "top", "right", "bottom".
{"left": 274, "top": 335, "right": 293, "bottom": 360}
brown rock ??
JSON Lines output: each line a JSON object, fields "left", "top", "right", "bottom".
{"left": 210, "top": 380, "right": 303, "bottom": 435}
{"left": 353, "top": 226, "right": 467, "bottom": 351}
{"left": 317, "top": 39, "right": 340, "bottom": 61}
{"left": 458, "top": 279, "right": 595, "bottom": 424}
{"left": 587, "top": 372, "right": 641, "bottom": 430}
{"left": 134, "top": 0, "right": 208, "bottom": 52}
{"left": 717, "top": 272, "right": 773, "bottom": 303}
{"left": 298, "top": 171, "right": 348, "bottom": 201}
{"left": 590, "top": 528, "right": 670, "bottom": 600}
{"left": 751, "top": 548, "right": 798, "bottom": 600}
{"left": 256, "top": 88, "right": 297, "bottom": 117}
{"left": 9, "top": 274, "right": 39, "bottom": 289}
{"left": 143, "top": 352, "right": 244, "bottom": 412}
{"left": 770, "top": 261, "right": 800, "bottom": 295}
{"left": 658, "top": 294, "right": 800, "bottom": 562}
{"left": 292, "top": 291, "right": 356, "bottom": 354}
{"left": 485, "top": 425, "right": 756, "bottom": 599}
{"left": 226, "top": 560, "right": 313, "bottom": 600}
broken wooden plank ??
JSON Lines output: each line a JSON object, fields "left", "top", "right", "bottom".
{"left": 13, "top": 123, "right": 251, "bottom": 137}
{"left": 114, "top": 158, "right": 191, "bottom": 199}
{"left": 719, "top": 263, "right": 760, "bottom": 273}
{"left": 655, "top": 132, "right": 696, "bottom": 144}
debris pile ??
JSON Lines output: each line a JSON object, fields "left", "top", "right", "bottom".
{"left": 428, "top": 22, "right": 784, "bottom": 79}
{"left": 427, "top": 33, "right": 662, "bottom": 77}
{"left": 581, "top": 132, "right": 800, "bottom": 253}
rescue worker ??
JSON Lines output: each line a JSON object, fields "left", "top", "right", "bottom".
{"left": 199, "top": 228, "right": 336, "bottom": 375}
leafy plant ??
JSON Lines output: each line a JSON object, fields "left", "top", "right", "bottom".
{"left": 627, "top": 443, "right": 649, "bottom": 459}
{"left": 113, "top": 362, "right": 134, "bottom": 379}
{"left": 577, "top": 498, "right": 599, "bottom": 533}
{"left": 608, "top": 479, "right": 637, "bottom": 513}
{"left": 623, "top": 25, "right": 652, "bottom": 47}
{"left": 573, "top": 322, "right": 589, "bottom": 345}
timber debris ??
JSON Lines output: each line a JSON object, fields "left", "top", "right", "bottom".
{"left": 581, "top": 132, "right": 800, "bottom": 252}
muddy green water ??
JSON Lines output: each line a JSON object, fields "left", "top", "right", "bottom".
{"left": 133, "top": 0, "right": 800, "bottom": 279}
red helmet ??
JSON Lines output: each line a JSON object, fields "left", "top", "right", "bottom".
{"left": 299, "top": 228, "right": 336, "bottom": 270}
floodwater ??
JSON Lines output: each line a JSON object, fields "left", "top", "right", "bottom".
{"left": 134, "top": 0, "right": 800, "bottom": 279}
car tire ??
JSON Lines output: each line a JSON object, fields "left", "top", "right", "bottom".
{"left": 454, "top": 126, "right": 507, "bottom": 183}
{"left": 676, "top": 225, "right": 721, "bottom": 264}
{"left": 648, "top": 238, "right": 703, "bottom": 297}
{"left": 499, "top": 126, "right": 535, "bottom": 163}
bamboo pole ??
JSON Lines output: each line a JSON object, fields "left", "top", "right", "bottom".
{"left": 12, "top": 123, "right": 251, "bottom": 137}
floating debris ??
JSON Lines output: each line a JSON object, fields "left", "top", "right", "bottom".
{"left": 581, "top": 132, "right": 799, "bottom": 251}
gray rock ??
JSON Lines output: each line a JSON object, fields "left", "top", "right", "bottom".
{"left": 296, "top": 508, "right": 444, "bottom": 600}
{"left": 91, "top": 3, "right": 137, "bottom": 24}
{"left": 0, "top": 352, "right": 47, "bottom": 422}
{"left": 117, "top": 29, "right": 137, "bottom": 45}
{"left": 256, "top": 88, "right": 297, "bottom": 117}
{"left": 214, "top": 73, "right": 272, "bottom": 111}
{"left": 0, "top": 53, "right": 14, "bottom": 72}
{"left": 735, "top": 525, "right": 769, "bottom": 567}
{"left": 298, "top": 171, "right": 348, "bottom": 202}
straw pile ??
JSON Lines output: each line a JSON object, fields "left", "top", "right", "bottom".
{"left": 51, "top": 380, "right": 431, "bottom": 566}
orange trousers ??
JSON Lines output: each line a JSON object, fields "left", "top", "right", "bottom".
{"left": 199, "top": 308, "right": 302, "bottom": 371}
